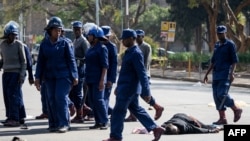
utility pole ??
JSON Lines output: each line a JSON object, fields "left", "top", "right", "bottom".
{"left": 96, "top": 0, "right": 99, "bottom": 26}
{"left": 19, "top": 0, "right": 24, "bottom": 42}
{"left": 121, "top": 0, "right": 123, "bottom": 31}
{"left": 125, "top": 0, "right": 129, "bottom": 28}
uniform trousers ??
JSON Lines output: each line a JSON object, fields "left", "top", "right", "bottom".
{"left": 45, "top": 77, "right": 71, "bottom": 128}
{"left": 212, "top": 79, "right": 235, "bottom": 110}
{"left": 87, "top": 83, "right": 108, "bottom": 124}
{"left": 2, "top": 72, "right": 26, "bottom": 121}
{"left": 110, "top": 92, "right": 157, "bottom": 140}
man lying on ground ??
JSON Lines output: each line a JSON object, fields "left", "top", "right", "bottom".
{"left": 161, "top": 113, "right": 222, "bottom": 134}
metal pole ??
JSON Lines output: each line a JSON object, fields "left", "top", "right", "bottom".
{"left": 19, "top": 0, "right": 24, "bottom": 42}
{"left": 125, "top": 0, "right": 129, "bottom": 28}
{"left": 121, "top": 0, "right": 123, "bottom": 31}
{"left": 96, "top": 0, "right": 99, "bottom": 26}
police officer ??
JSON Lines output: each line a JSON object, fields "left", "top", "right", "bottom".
{"left": 69, "top": 21, "right": 91, "bottom": 123}
{"left": 85, "top": 26, "right": 109, "bottom": 129}
{"left": 34, "top": 16, "right": 78, "bottom": 133}
{"left": 203, "top": 25, "right": 242, "bottom": 125}
{"left": 125, "top": 29, "right": 164, "bottom": 122}
{"left": 103, "top": 29, "right": 165, "bottom": 141}
{"left": 101, "top": 25, "right": 118, "bottom": 116}
{"left": 0, "top": 22, "right": 27, "bottom": 127}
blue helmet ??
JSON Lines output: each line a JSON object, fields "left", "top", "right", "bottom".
{"left": 88, "top": 26, "right": 107, "bottom": 40}
{"left": 101, "top": 25, "right": 112, "bottom": 36}
{"left": 120, "top": 29, "right": 137, "bottom": 39}
{"left": 83, "top": 22, "right": 97, "bottom": 35}
{"left": 217, "top": 25, "right": 227, "bottom": 33}
{"left": 4, "top": 24, "right": 19, "bottom": 37}
{"left": 72, "top": 21, "right": 83, "bottom": 28}
{"left": 135, "top": 29, "right": 145, "bottom": 36}
{"left": 45, "top": 16, "right": 63, "bottom": 30}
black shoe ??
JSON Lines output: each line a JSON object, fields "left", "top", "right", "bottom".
{"left": 47, "top": 127, "right": 57, "bottom": 132}
{"left": 19, "top": 119, "right": 25, "bottom": 124}
{"left": 3, "top": 120, "right": 20, "bottom": 127}
{"left": 100, "top": 123, "right": 109, "bottom": 130}
{"left": 1, "top": 118, "right": 10, "bottom": 124}
{"left": 89, "top": 124, "right": 101, "bottom": 129}
{"left": 35, "top": 113, "right": 48, "bottom": 119}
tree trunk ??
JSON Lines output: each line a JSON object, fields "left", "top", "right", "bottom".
{"left": 195, "top": 24, "right": 202, "bottom": 53}
{"left": 201, "top": 0, "right": 219, "bottom": 52}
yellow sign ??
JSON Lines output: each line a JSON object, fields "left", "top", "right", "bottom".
{"left": 167, "top": 31, "right": 175, "bottom": 42}
{"left": 161, "top": 21, "right": 169, "bottom": 31}
{"left": 168, "top": 22, "right": 176, "bottom": 32}
{"left": 161, "top": 21, "right": 176, "bottom": 32}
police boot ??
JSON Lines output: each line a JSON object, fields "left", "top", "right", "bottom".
{"left": 153, "top": 103, "right": 164, "bottom": 120}
{"left": 69, "top": 104, "right": 76, "bottom": 117}
{"left": 231, "top": 105, "right": 243, "bottom": 122}
{"left": 71, "top": 108, "right": 84, "bottom": 123}
{"left": 124, "top": 113, "right": 137, "bottom": 122}
{"left": 213, "top": 110, "right": 227, "bottom": 125}
{"left": 82, "top": 104, "right": 92, "bottom": 119}
{"left": 142, "top": 96, "right": 164, "bottom": 120}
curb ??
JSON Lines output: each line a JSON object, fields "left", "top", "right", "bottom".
{"left": 151, "top": 74, "right": 250, "bottom": 88}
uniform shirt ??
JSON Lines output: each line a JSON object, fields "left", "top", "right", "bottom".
{"left": 35, "top": 36, "right": 78, "bottom": 80}
{"left": 211, "top": 39, "right": 239, "bottom": 80}
{"left": 0, "top": 40, "right": 27, "bottom": 78}
{"left": 85, "top": 41, "right": 108, "bottom": 84}
{"left": 105, "top": 41, "right": 118, "bottom": 83}
{"left": 138, "top": 41, "right": 152, "bottom": 77}
{"left": 23, "top": 44, "right": 34, "bottom": 80}
{"left": 73, "top": 35, "right": 89, "bottom": 60}
{"left": 116, "top": 45, "right": 150, "bottom": 96}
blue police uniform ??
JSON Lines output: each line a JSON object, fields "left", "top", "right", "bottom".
{"left": 101, "top": 25, "right": 118, "bottom": 116}
{"left": 85, "top": 41, "right": 109, "bottom": 126}
{"left": 211, "top": 38, "right": 239, "bottom": 110}
{"left": 104, "top": 41, "right": 118, "bottom": 115}
{"left": 108, "top": 29, "right": 161, "bottom": 140}
{"left": 35, "top": 36, "right": 78, "bottom": 130}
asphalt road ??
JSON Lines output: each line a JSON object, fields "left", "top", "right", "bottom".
{"left": 0, "top": 76, "right": 249, "bottom": 141}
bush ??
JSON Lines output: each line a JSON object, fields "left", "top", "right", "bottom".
{"left": 238, "top": 52, "right": 250, "bottom": 63}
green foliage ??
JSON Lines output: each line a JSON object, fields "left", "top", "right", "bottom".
{"left": 238, "top": 52, "right": 250, "bottom": 63}
{"left": 136, "top": 4, "right": 170, "bottom": 40}
{"left": 167, "top": 52, "right": 250, "bottom": 64}
{"left": 168, "top": 52, "right": 211, "bottom": 63}
{"left": 166, "top": 0, "right": 207, "bottom": 45}
{"left": 35, "top": 35, "right": 45, "bottom": 44}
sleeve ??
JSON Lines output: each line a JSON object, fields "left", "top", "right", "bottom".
{"left": 143, "top": 44, "right": 151, "bottom": 69}
{"left": 65, "top": 40, "right": 78, "bottom": 80}
{"left": 190, "top": 125, "right": 210, "bottom": 134}
{"left": 24, "top": 45, "right": 34, "bottom": 80}
{"left": 229, "top": 41, "right": 239, "bottom": 64}
{"left": 132, "top": 50, "right": 151, "bottom": 96}
{"left": 100, "top": 45, "right": 109, "bottom": 69}
{"left": 107, "top": 44, "right": 118, "bottom": 83}
{"left": 18, "top": 43, "right": 27, "bottom": 79}
{"left": 34, "top": 42, "right": 45, "bottom": 80}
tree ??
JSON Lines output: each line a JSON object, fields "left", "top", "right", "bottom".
{"left": 167, "top": 0, "right": 250, "bottom": 53}
{"left": 222, "top": 0, "right": 250, "bottom": 52}
{"left": 166, "top": 0, "right": 207, "bottom": 52}
{"left": 135, "top": 4, "right": 170, "bottom": 40}
{"left": 197, "top": 0, "right": 250, "bottom": 53}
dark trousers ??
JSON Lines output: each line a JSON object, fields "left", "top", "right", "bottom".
{"left": 2, "top": 72, "right": 26, "bottom": 121}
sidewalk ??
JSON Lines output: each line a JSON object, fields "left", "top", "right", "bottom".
{"left": 150, "top": 68, "right": 250, "bottom": 88}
